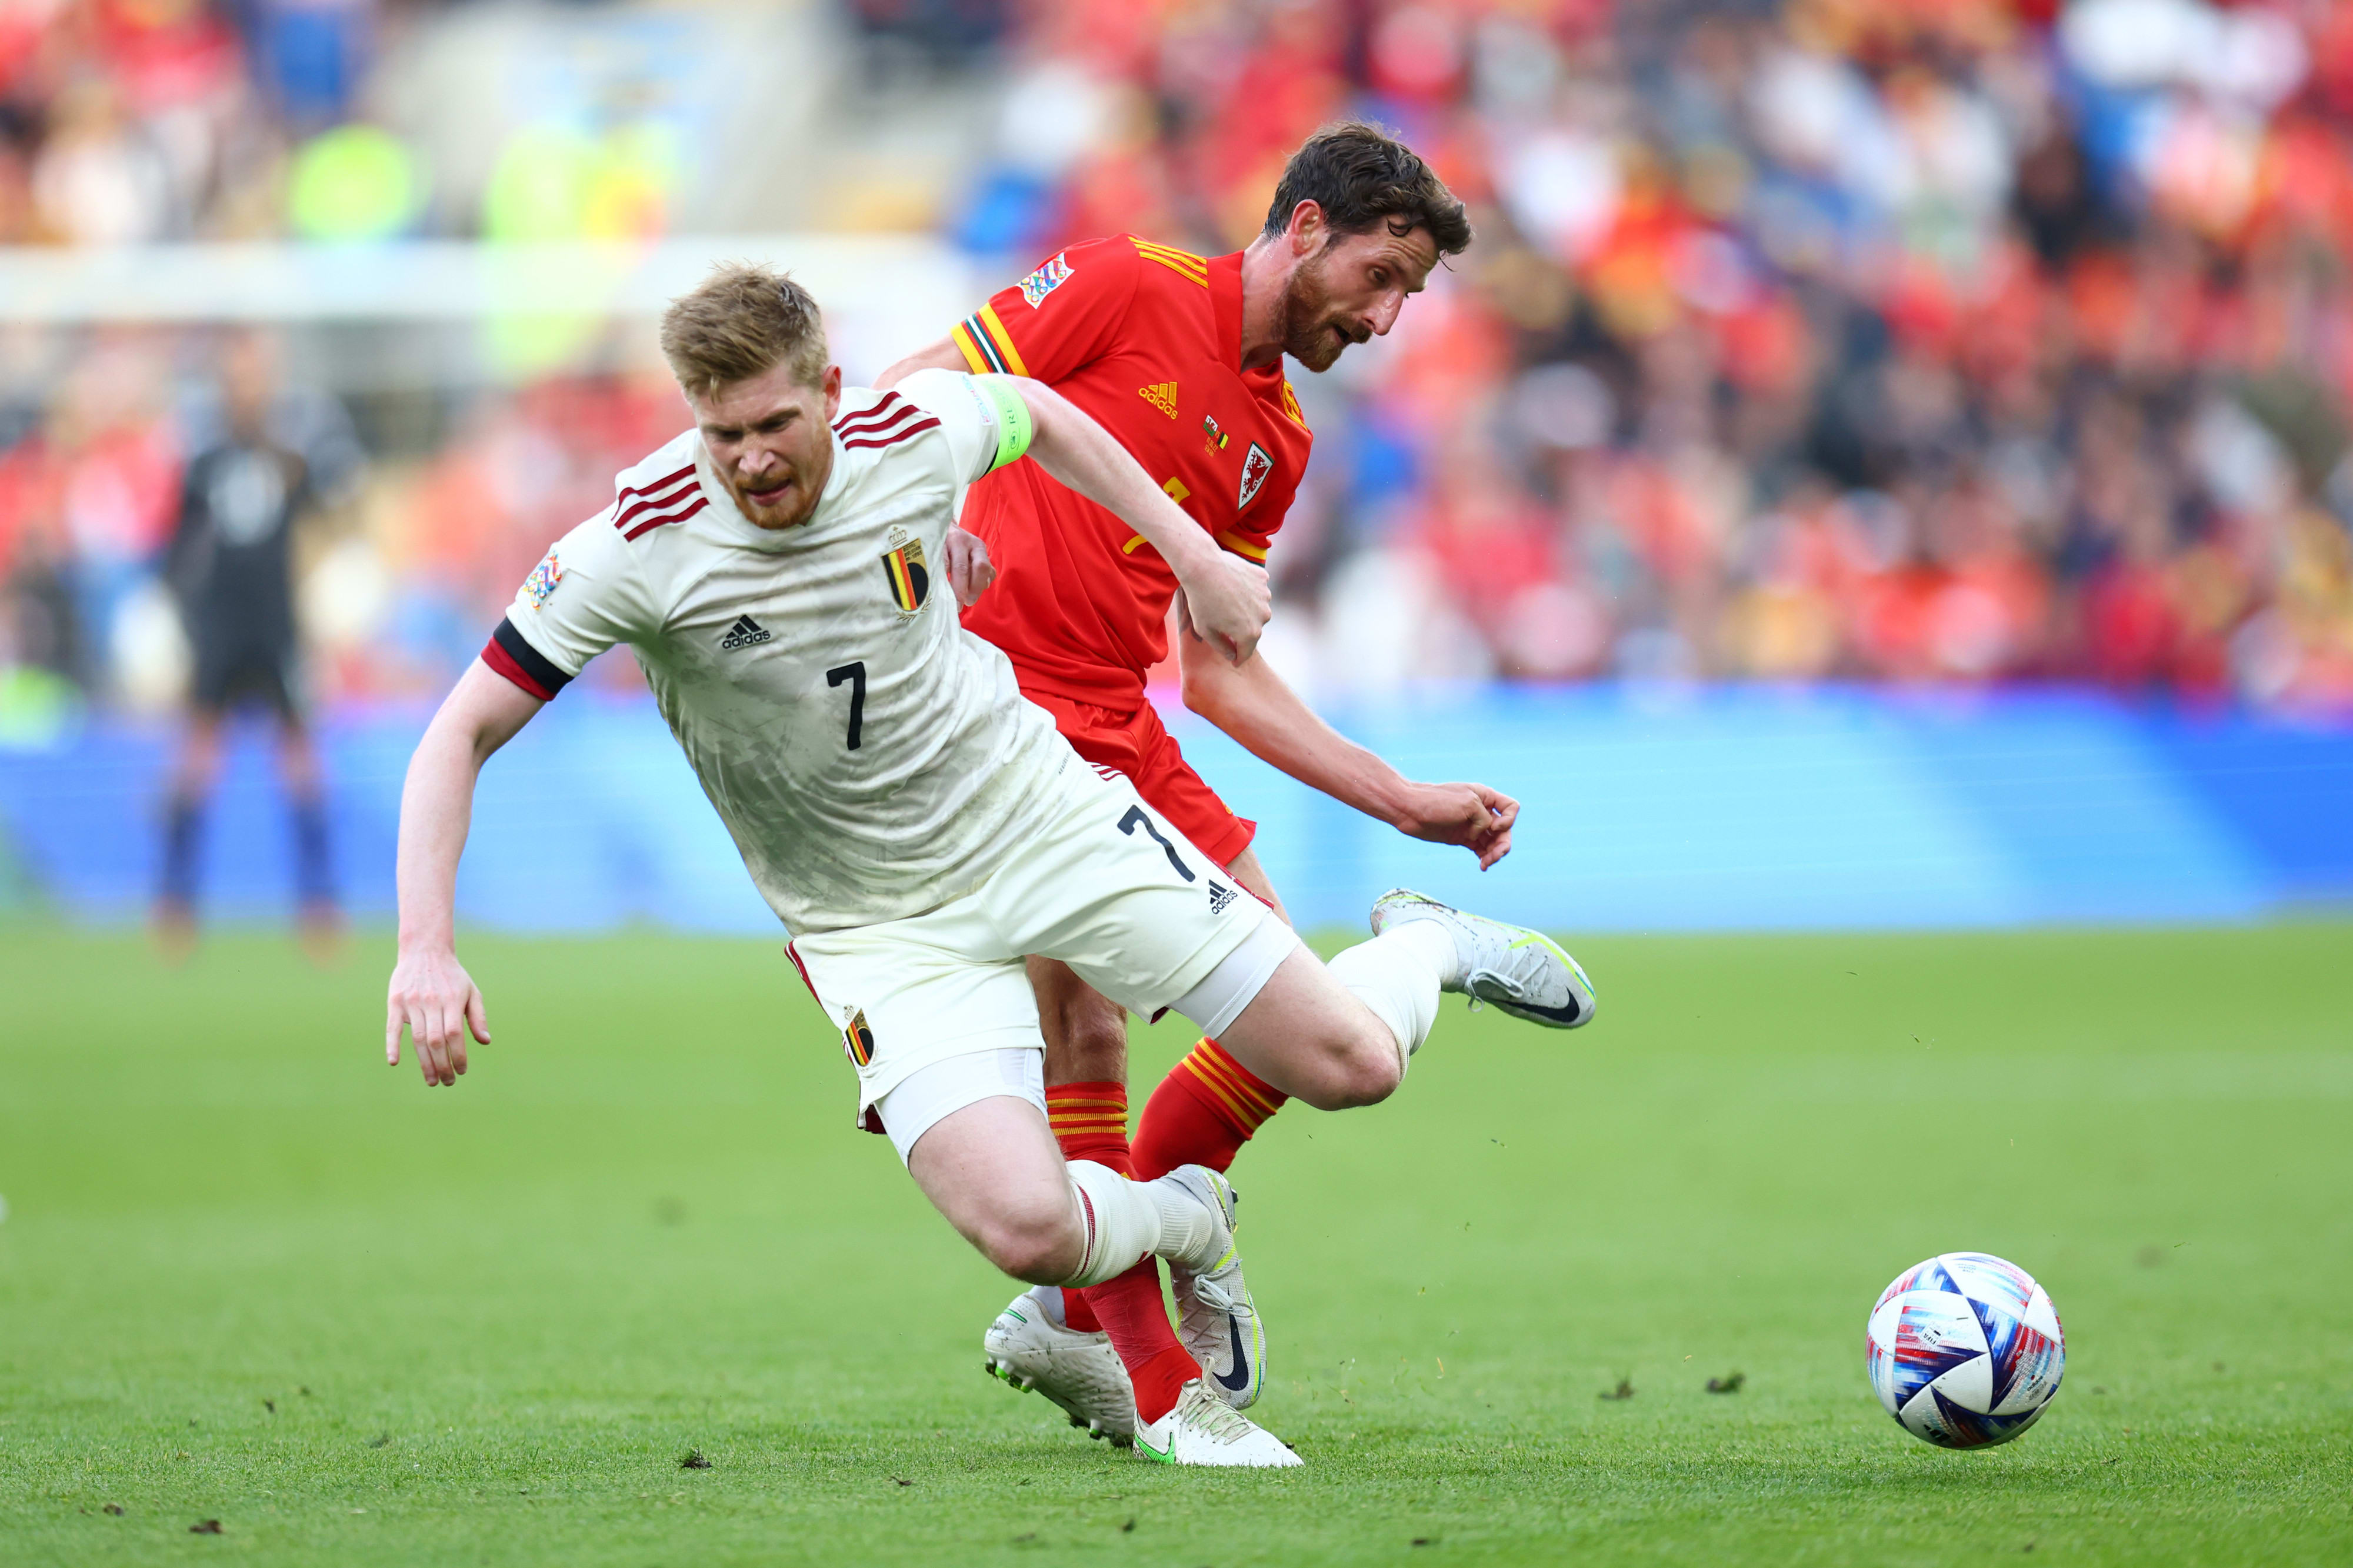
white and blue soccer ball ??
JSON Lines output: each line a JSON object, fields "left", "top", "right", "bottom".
{"left": 1867, "top": 1252, "right": 2065, "bottom": 1448}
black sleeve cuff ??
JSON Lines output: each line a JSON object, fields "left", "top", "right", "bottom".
{"left": 485, "top": 616, "right": 573, "bottom": 701}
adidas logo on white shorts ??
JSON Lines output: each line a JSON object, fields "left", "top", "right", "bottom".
{"left": 1207, "top": 880, "right": 1236, "bottom": 915}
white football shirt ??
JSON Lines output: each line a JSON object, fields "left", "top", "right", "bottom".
{"left": 486, "top": 369, "right": 1078, "bottom": 933}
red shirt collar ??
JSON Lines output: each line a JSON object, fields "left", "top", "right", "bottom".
{"left": 1211, "top": 250, "right": 1246, "bottom": 373}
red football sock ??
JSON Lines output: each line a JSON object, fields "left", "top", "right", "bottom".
{"left": 1045, "top": 1082, "right": 1126, "bottom": 1334}
{"left": 1131, "top": 1037, "right": 1289, "bottom": 1182}
{"left": 1047, "top": 1080, "right": 1198, "bottom": 1420}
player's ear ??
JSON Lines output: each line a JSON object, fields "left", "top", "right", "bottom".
{"left": 821, "top": 363, "right": 842, "bottom": 421}
{"left": 1285, "top": 199, "right": 1326, "bottom": 257}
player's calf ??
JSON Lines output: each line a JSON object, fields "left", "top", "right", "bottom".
{"left": 906, "top": 1095, "right": 1237, "bottom": 1287}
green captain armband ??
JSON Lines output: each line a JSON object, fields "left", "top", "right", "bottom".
{"left": 975, "top": 375, "right": 1034, "bottom": 472}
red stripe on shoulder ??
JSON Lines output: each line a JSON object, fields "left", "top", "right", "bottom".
{"left": 840, "top": 416, "right": 940, "bottom": 451}
{"left": 617, "top": 460, "right": 695, "bottom": 503}
{"left": 835, "top": 402, "right": 922, "bottom": 441}
{"left": 622, "top": 492, "right": 706, "bottom": 541}
{"left": 832, "top": 391, "right": 907, "bottom": 432}
{"left": 613, "top": 474, "right": 700, "bottom": 531}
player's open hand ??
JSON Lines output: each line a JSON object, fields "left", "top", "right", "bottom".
{"left": 386, "top": 946, "right": 490, "bottom": 1087}
{"left": 942, "top": 526, "right": 996, "bottom": 608}
{"left": 1392, "top": 781, "right": 1519, "bottom": 870}
{"left": 1174, "top": 555, "right": 1272, "bottom": 665}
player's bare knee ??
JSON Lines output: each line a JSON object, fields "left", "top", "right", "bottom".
{"left": 1281, "top": 1023, "right": 1402, "bottom": 1111}
{"left": 1326, "top": 1022, "right": 1405, "bottom": 1109}
{"left": 1336, "top": 1052, "right": 1404, "bottom": 1109}
{"left": 976, "top": 1198, "right": 1082, "bottom": 1284}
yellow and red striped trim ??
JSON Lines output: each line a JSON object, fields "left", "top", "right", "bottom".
{"left": 1217, "top": 530, "right": 1270, "bottom": 563}
{"left": 1130, "top": 238, "right": 1209, "bottom": 286}
{"left": 1048, "top": 1095, "right": 1131, "bottom": 1133}
{"left": 954, "top": 303, "right": 1029, "bottom": 377}
{"left": 1278, "top": 379, "right": 1309, "bottom": 431}
{"left": 1178, "top": 1039, "right": 1282, "bottom": 1131}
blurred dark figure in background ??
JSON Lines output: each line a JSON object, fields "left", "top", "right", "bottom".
{"left": 155, "top": 332, "right": 338, "bottom": 956}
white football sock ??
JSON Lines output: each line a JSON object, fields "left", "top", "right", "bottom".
{"left": 1059, "top": 1160, "right": 1220, "bottom": 1286}
{"left": 1326, "top": 924, "right": 1448, "bottom": 1067}
{"left": 1382, "top": 916, "right": 1464, "bottom": 987}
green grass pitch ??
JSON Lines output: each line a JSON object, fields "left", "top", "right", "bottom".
{"left": 2, "top": 920, "right": 2349, "bottom": 1565}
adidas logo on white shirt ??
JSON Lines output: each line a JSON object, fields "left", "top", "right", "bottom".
{"left": 720, "top": 614, "right": 773, "bottom": 650}
{"left": 1207, "top": 880, "right": 1236, "bottom": 915}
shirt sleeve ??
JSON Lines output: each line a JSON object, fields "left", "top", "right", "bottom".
{"left": 480, "top": 513, "right": 659, "bottom": 701}
{"left": 949, "top": 235, "right": 1142, "bottom": 386}
{"left": 892, "top": 369, "right": 1035, "bottom": 484}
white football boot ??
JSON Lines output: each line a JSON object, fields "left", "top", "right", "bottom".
{"left": 1157, "top": 1165, "right": 1265, "bottom": 1409}
{"left": 1134, "top": 1379, "right": 1302, "bottom": 1467}
{"left": 1369, "top": 888, "right": 1597, "bottom": 1029}
{"left": 982, "top": 1287, "right": 1136, "bottom": 1446}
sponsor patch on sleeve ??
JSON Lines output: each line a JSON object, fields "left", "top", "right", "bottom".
{"left": 1019, "top": 251, "right": 1075, "bottom": 309}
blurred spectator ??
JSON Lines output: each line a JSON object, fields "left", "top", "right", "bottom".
{"left": 154, "top": 330, "right": 336, "bottom": 950}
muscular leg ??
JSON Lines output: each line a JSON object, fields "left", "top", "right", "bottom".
{"left": 1034, "top": 955, "right": 1128, "bottom": 1092}
{"left": 1031, "top": 956, "right": 1131, "bottom": 1335}
{"left": 903, "top": 1093, "right": 1227, "bottom": 1290}
{"left": 906, "top": 1095, "right": 1095, "bottom": 1283}
{"left": 1194, "top": 905, "right": 1469, "bottom": 1114}
{"left": 1028, "top": 955, "right": 1202, "bottom": 1422}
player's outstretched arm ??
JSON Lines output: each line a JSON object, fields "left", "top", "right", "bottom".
{"left": 387, "top": 661, "right": 543, "bottom": 1087}
{"left": 1177, "top": 626, "right": 1519, "bottom": 870}
{"left": 1005, "top": 377, "right": 1271, "bottom": 663}
{"left": 873, "top": 338, "right": 967, "bottom": 390}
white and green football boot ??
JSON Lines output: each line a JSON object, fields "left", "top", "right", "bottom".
{"left": 1158, "top": 1164, "right": 1265, "bottom": 1410}
{"left": 1369, "top": 888, "right": 1597, "bottom": 1029}
{"left": 982, "top": 1287, "right": 1136, "bottom": 1446}
{"left": 1134, "top": 1379, "right": 1301, "bottom": 1467}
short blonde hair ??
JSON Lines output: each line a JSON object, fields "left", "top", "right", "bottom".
{"left": 659, "top": 263, "right": 829, "bottom": 398}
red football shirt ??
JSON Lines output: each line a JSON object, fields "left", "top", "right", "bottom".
{"left": 951, "top": 235, "right": 1314, "bottom": 708}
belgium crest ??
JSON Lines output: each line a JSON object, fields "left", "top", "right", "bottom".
{"left": 880, "top": 528, "right": 929, "bottom": 615}
{"left": 843, "top": 1009, "right": 875, "bottom": 1067}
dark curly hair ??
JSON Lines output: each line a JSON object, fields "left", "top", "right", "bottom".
{"left": 1261, "top": 121, "right": 1472, "bottom": 256}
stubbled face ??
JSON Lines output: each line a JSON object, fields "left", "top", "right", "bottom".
{"left": 690, "top": 361, "right": 841, "bottom": 531}
{"left": 1281, "top": 221, "right": 1441, "bottom": 371}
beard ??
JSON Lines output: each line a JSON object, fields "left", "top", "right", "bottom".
{"left": 1278, "top": 251, "right": 1364, "bottom": 372}
{"left": 725, "top": 463, "right": 821, "bottom": 531}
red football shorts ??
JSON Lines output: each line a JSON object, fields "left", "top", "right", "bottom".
{"left": 1027, "top": 689, "right": 1257, "bottom": 869}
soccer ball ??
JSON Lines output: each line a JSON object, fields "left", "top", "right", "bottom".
{"left": 1866, "top": 1252, "right": 2065, "bottom": 1449}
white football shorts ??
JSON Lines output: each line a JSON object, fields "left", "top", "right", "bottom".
{"left": 871, "top": 1047, "right": 1045, "bottom": 1165}
{"left": 786, "top": 761, "right": 1301, "bottom": 1164}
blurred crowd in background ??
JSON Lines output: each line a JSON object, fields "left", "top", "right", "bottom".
{"left": 8, "top": 0, "right": 2353, "bottom": 725}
